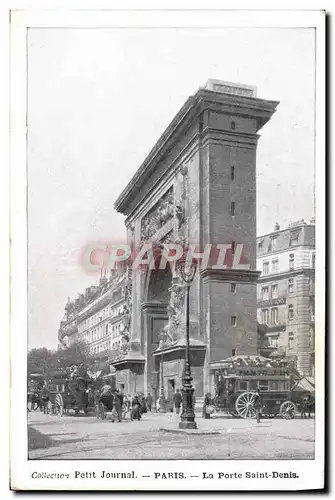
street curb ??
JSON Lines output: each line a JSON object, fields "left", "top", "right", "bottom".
{"left": 159, "top": 428, "right": 221, "bottom": 435}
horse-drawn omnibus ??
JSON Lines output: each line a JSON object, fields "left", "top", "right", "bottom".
{"left": 210, "top": 355, "right": 314, "bottom": 419}
{"left": 44, "top": 370, "right": 97, "bottom": 416}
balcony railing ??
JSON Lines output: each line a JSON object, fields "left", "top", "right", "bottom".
{"left": 258, "top": 323, "right": 286, "bottom": 333}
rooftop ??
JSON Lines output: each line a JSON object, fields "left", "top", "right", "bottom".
{"left": 257, "top": 218, "right": 315, "bottom": 240}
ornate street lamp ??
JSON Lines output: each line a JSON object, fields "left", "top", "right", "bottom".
{"left": 176, "top": 257, "right": 197, "bottom": 429}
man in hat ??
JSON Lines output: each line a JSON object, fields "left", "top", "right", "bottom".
{"left": 172, "top": 389, "right": 182, "bottom": 415}
{"left": 146, "top": 393, "right": 153, "bottom": 412}
{"left": 111, "top": 389, "right": 123, "bottom": 423}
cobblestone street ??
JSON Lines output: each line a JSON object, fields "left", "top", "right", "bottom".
{"left": 28, "top": 410, "right": 315, "bottom": 460}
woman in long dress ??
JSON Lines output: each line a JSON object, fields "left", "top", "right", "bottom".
{"left": 202, "top": 392, "right": 213, "bottom": 419}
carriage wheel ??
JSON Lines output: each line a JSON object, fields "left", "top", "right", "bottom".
{"left": 235, "top": 392, "right": 256, "bottom": 419}
{"left": 55, "top": 394, "right": 64, "bottom": 417}
{"left": 280, "top": 401, "right": 296, "bottom": 419}
{"left": 46, "top": 400, "right": 53, "bottom": 415}
{"left": 96, "top": 402, "right": 105, "bottom": 420}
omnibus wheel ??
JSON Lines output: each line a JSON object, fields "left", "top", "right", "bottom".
{"left": 55, "top": 394, "right": 64, "bottom": 417}
{"left": 235, "top": 392, "right": 256, "bottom": 419}
{"left": 280, "top": 401, "right": 296, "bottom": 419}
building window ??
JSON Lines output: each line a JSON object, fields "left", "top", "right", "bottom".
{"left": 271, "top": 259, "right": 279, "bottom": 273}
{"left": 289, "top": 254, "right": 294, "bottom": 270}
{"left": 289, "top": 230, "right": 300, "bottom": 246}
{"left": 239, "top": 381, "right": 247, "bottom": 391}
{"left": 258, "top": 240, "right": 264, "bottom": 250}
{"left": 288, "top": 278, "right": 294, "bottom": 293}
{"left": 259, "top": 381, "right": 269, "bottom": 391}
{"left": 271, "top": 283, "right": 278, "bottom": 299}
{"left": 268, "top": 336, "right": 279, "bottom": 348}
{"left": 270, "top": 307, "right": 278, "bottom": 325}
{"left": 268, "top": 236, "right": 278, "bottom": 252}
{"left": 288, "top": 304, "right": 294, "bottom": 320}
{"left": 261, "top": 309, "right": 269, "bottom": 324}
{"left": 288, "top": 332, "right": 294, "bottom": 349}
{"left": 231, "top": 283, "right": 236, "bottom": 293}
{"left": 231, "top": 166, "right": 235, "bottom": 181}
{"left": 262, "top": 286, "right": 269, "bottom": 301}
{"left": 231, "top": 316, "right": 237, "bottom": 327}
{"left": 231, "top": 202, "right": 235, "bottom": 217}
{"left": 263, "top": 261, "right": 269, "bottom": 275}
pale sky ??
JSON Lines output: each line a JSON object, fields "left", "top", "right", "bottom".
{"left": 27, "top": 28, "right": 315, "bottom": 350}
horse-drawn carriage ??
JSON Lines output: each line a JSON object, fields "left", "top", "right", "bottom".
{"left": 211, "top": 355, "right": 314, "bottom": 419}
{"left": 44, "top": 370, "right": 97, "bottom": 416}
{"left": 27, "top": 373, "right": 45, "bottom": 411}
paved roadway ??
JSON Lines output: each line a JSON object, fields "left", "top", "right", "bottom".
{"left": 28, "top": 410, "right": 315, "bottom": 460}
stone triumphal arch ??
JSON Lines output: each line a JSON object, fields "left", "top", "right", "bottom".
{"left": 113, "top": 79, "right": 278, "bottom": 401}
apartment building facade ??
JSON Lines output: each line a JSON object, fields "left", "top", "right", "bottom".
{"left": 257, "top": 220, "right": 315, "bottom": 376}
{"left": 58, "top": 268, "right": 129, "bottom": 357}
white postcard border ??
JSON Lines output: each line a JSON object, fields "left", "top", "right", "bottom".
{"left": 9, "top": 7, "right": 325, "bottom": 491}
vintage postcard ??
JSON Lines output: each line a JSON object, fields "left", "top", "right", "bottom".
{"left": 9, "top": 6, "right": 325, "bottom": 492}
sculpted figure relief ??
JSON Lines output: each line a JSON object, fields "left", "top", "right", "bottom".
{"left": 158, "top": 278, "right": 186, "bottom": 349}
{"left": 118, "top": 269, "right": 132, "bottom": 357}
{"left": 141, "top": 187, "right": 174, "bottom": 241}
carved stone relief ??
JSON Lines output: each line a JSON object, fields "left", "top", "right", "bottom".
{"left": 119, "top": 266, "right": 132, "bottom": 356}
{"left": 158, "top": 277, "right": 186, "bottom": 349}
{"left": 141, "top": 187, "right": 174, "bottom": 241}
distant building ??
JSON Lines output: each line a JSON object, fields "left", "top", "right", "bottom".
{"left": 58, "top": 265, "right": 130, "bottom": 358}
{"left": 257, "top": 219, "right": 315, "bottom": 376}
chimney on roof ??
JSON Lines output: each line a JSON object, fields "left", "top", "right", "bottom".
{"left": 274, "top": 222, "right": 280, "bottom": 231}
{"left": 99, "top": 277, "right": 108, "bottom": 287}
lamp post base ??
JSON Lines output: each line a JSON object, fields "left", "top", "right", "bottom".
{"left": 179, "top": 375, "right": 197, "bottom": 429}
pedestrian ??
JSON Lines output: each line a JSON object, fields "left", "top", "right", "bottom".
{"left": 253, "top": 388, "right": 262, "bottom": 423}
{"left": 146, "top": 393, "right": 153, "bottom": 412}
{"left": 301, "top": 394, "right": 310, "bottom": 419}
{"left": 140, "top": 394, "right": 147, "bottom": 413}
{"left": 99, "top": 379, "right": 114, "bottom": 415}
{"left": 122, "top": 394, "right": 129, "bottom": 418}
{"left": 172, "top": 389, "right": 182, "bottom": 415}
{"left": 111, "top": 389, "right": 123, "bottom": 422}
{"left": 131, "top": 394, "right": 142, "bottom": 421}
{"left": 156, "top": 397, "right": 160, "bottom": 413}
{"left": 227, "top": 383, "right": 234, "bottom": 414}
{"left": 202, "top": 392, "right": 214, "bottom": 419}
